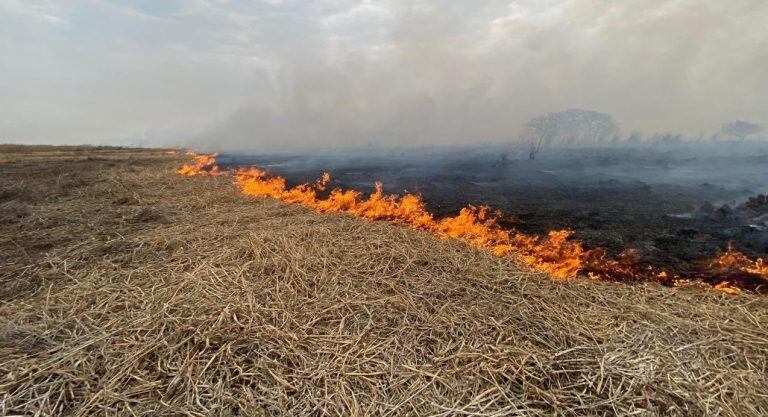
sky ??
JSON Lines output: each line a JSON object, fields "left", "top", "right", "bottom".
{"left": 1, "top": 0, "right": 766, "bottom": 150}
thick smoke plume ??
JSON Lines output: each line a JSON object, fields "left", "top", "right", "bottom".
{"left": 1, "top": 1, "right": 767, "bottom": 149}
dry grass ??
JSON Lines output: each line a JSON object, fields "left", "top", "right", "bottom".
{"left": 1, "top": 145, "right": 766, "bottom": 416}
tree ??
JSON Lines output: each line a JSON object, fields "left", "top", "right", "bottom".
{"left": 521, "top": 109, "right": 619, "bottom": 159}
{"left": 649, "top": 133, "right": 682, "bottom": 145}
{"left": 721, "top": 120, "right": 763, "bottom": 141}
{"left": 522, "top": 114, "right": 558, "bottom": 160}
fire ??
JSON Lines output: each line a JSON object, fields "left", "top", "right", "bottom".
{"left": 710, "top": 243, "right": 768, "bottom": 276}
{"left": 179, "top": 152, "right": 767, "bottom": 293}
{"left": 236, "top": 171, "right": 583, "bottom": 278}
{"left": 178, "top": 152, "right": 221, "bottom": 176}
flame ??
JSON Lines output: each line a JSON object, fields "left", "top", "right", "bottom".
{"left": 709, "top": 243, "right": 768, "bottom": 276}
{"left": 230, "top": 163, "right": 582, "bottom": 278}
{"left": 179, "top": 152, "right": 767, "bottom": 293}
{"left": 713, "top": 281, "right": 742, "bottom": 295}
{"left": 178, "top": 152, "right": 221, "bottom": 176}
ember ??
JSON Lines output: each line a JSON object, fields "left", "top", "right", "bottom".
{"left": 180, "top": 152, "right": 767, "bottom": 293}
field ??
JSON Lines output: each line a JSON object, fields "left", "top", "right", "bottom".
{"left": 1, "top": 146, "right": 767, "bottom": 416}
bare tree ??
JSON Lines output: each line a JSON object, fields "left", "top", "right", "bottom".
{"left": 627, "top": 131, "right": 643, "bottom": 143}
{"left": 521, "top": 109, "right": 619, "bottom": 159}
{"left": 649, "top": 133, "right": 682, "bottom": 145}
{"left": 721, "top": 120, "right": 763, "bottom": 141}
{"left": 521, "top": 114, "right": 558, "bottom": 160}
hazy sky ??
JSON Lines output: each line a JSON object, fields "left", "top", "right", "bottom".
{"left": 1, "top": 0, "right": 766, "bottom": 149}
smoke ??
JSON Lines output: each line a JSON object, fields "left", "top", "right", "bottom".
{"left": 1, "top": 1, "right": 767, "bottom": 149}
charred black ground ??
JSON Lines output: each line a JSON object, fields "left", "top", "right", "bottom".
{"left": 219, "top": 142, "right": 768, "bottom": 276}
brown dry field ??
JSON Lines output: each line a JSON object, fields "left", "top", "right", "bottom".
{"left": 1, "top": 145, "right": 767, "bottom": 416}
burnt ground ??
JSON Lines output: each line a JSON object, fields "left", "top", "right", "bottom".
{"left": 219, "top": 142, "right": 768, "bottom": 266}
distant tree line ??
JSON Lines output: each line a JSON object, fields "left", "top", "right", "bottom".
{"left": 521, "top": 109, "right": 619, "bottom": 159}
{"left": 517, "top": 109, "right": 764, "bottom": 160}
{"left": 720, "top": 120, "right": 763, "bottom": 141}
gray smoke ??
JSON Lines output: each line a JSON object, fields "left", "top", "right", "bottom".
{"left": 1, "top": 1, "right": 766, "bottom": 149}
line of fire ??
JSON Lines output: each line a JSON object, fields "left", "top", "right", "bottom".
{"left": 179, "top": 151, "right": 767, "bottom": 295}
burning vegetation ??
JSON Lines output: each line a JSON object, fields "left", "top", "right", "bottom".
{"left": 3, "top": 146, "right": 768, "bottom": 416}
{"left": 180, "top": 152, "right": 767, "bottom": 294}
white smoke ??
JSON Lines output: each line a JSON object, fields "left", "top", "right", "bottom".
{"left": 1, "top": 1, "right": 766, "bottom": 149}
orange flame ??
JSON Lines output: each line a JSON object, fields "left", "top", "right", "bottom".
{"left": 179, "top": 153, "right": 767, "bottom": 293}
{"left": 178, "top": 152, "right": 221, "bottom": 176}
{"left": 709, "top": 243, "right": 768, "bottom": 276}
